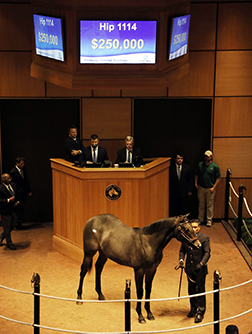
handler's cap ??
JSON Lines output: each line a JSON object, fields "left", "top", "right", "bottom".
{"left": 204, "top": 150, "right": 213, "bottom": 157}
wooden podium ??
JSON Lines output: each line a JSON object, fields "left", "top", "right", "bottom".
{"left": 50, "top": 158, "right": 170, "bottom": 262}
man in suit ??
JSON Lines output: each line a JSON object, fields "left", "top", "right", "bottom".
{"left": 115, "top": 136, "right": 143, "bottom": 167}
{"left": 9, "top": 157, "right": 32, "bottom": 229}
{"left": 179, "top": 219, "right": 211, "bottom": 323}
{"left": 84, "top": 134, "right": 108, "bottom": 165}
{"left": 169, "top": 153, "right": 193, "bottom": 217}
{"left": 0, "top": 173, "right": 20, "bottom": 250}
{"left": 64, "top": 125, "right": 85, "bottom": 163}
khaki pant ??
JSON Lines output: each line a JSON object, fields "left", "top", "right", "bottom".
{"left": 197, "top": 186, "right": 215, "bottom": 225}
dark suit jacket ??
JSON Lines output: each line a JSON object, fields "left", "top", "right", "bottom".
{"left": 169, "top": 162, "right": 193, "bottom": 199}
{"left": 115, "top": 147, "right": 143, "bottom": 166}
{"left": 0, "top": 182, "right": 18, "bottom": 215}
{"left": 64, "top": 136, "right": 85, "bottom": 163}
{"left": 179, "top": 231, "right": 211, "bottom": 277}
{"left": 9, "top": 166, "right": 31, "bottom": 199}
{"left": 83, "top": 146, "right": 108, "bottom": 164}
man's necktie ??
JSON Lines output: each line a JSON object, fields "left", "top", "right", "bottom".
{"left": 8, "top": 185, "right": 14, "bottom": 196}
{"left": 178, "top": 166, "right": 181, "bottom": 180}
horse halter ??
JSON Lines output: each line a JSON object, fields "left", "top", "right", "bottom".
{"left": 176, "top": 222, "right": 199, "bottom": 248}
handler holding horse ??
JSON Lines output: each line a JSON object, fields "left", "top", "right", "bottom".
{"left": 77, "top": 213, "right": 201, "bottom": 324}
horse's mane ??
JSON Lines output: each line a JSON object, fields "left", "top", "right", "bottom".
{"left": 142, "top": 218, "right": 175, "bottom": 235}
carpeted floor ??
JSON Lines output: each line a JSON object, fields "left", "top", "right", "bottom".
{"left": 0, "top": 222, "right": 251, "bottom": 334}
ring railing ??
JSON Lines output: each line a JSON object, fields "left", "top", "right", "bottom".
{"left": 0, "top": 273, "right": 252, "bottom": 334}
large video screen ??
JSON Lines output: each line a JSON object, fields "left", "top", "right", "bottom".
{"left": 168, "top": 14, "right": 191, "bottom": 61}
{"left": 80, "top": 20, "right": 157, "bottom": 64}
{"left": 33, "top": 14, "right": 64, "bottom": 62}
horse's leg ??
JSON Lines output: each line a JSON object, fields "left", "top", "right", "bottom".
{"left": 95, "top": 250, "right": 108, "bottom": 300}
{"left": 144, "top": 268, "right": 156, "bottom": 320}
{"left": 134, "top": 268, "right": 145, "bottom": 324}
{"left": 76, "top": 253, "right": 93, "bottom": 305}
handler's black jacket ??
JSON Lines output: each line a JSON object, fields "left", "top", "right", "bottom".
{"left": 179, "top": 232, "right": 211, "bottom": 277}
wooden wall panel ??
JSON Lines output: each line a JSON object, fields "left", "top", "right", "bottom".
{"left": 47, "top": 82, "right": 92, "bottom": 97}
{"left": 213, "top": 178, "right": 225, "bottom": 219}
{"left": 213, "top": 138, "right": 252, "bottom": 178}
{"left": 93, "top": 90, "right": 121, "bottom": 97}
{"left": 122, "top": 87, "right": 168, "bottom": 97}
{"left": 0, "top": 52, "right": 45, "bottom": 97}
{"left": 82, "top": 98, "right": 131, "bottom": 139}
{"left": 217, "top": 3, "right": 252, "bottom": 50}
{"left": 214, "top": 97, "right": 252, "bottom": 137}
{"left": 190, "top": 3, "right": 217, "bottom": 51}
{"left": 168, "top": 52, "right": 215, "bottom": 96}
{"left": 215, "top": 51, "right": 252, "bottom": 96}
{"left": 0, "top": 4, "right": 32, "bottom": 51}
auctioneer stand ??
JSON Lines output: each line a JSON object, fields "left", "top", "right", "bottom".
{"left": 50, "top": 158, "right": 170, "bottom": 262}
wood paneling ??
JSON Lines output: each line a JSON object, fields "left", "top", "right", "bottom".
{"left": 214, "top": 97, "right": 252, "bottom": 137}
{"left": 0, "top": 52, "right": 45, "bottom": 97}
{"left": 51, "top": 158, "right": 170, "bottom": 261}
{"left": 190, "top": 3, "right": 217, "bottom": 51}
{"left": 168, "top": 51, "right": 215, "bottom": 97}
{"left": 47, "top": 83, "right": 92, "bottom": 97}
{"left": 122, "top": 87, "right": 168, "bottom": 97}
{"left": 215, "top": 51, "right": 252, "bottom": 96}
{"left": 217, "top": 3, "right": 252, "bottom": 50}
{"left": 213, "top": 138, "right": 252, "bottom": 178}
{"left": 0, "top": 4, "right": 32, "bottom": 51}
{"left": 93, "top": 90, "right": 121, "bottom": 97}
{"left": 82, "top": 98, "right": 131, "bottom": 139}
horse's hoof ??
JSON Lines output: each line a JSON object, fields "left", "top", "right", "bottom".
{"left": 147, "top": 313, "right": 155, "bottom": 321}
{"left": 138, "top": 315, "right": 146, "bottom": 324}
{"left": 98, "top": 294, "right": 105, "bottom": 300}
{"left": 76, "top": 297, "right": 83, "bottom": 305}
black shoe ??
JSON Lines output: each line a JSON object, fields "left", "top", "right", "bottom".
{"left": 195, "top": 314, "right": 203, "bottom": 323}
{"left": 187, "top": 309, "right": 197, "bottom": 318}
{"left": 7, "top": 243, "right": 16, "bottom": 250}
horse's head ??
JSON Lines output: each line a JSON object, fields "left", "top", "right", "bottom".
{"left": 175, "top": 214, "right": 201, "bottom": 249}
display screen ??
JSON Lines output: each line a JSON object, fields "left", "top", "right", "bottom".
{"left": 80, "top": 20, "right": 157, "bottom": 64}
{"left": 169, "top": 14, "right": 191, "bottom": 61}
{"left": 33, "top": 14, "right": 64, "bottom": 62}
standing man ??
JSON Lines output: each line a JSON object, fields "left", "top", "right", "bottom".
{"left": 179, "top": 219, "right": 211, "bottom": 323}
{"left": 195, "top": 150, "right": 221, "bottom": 227}
{"left": 115, "top": 136, "right": 143, "bottom": 167}
{"left": 0, "top": 174, "right": 20, "bottom": 250}
{"left": 64, "top": 125, "right": 85, "bottom": 164}
{"left": 9, "top": 157, "right": 32, "bottom": 229}
{"left": 84, "top": 134, "right": 108, "bottom": 165}
{"left": 169, "top": 153, "right": 193, "bottom": 217}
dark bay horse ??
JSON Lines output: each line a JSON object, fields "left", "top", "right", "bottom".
{"left": 77, "top": 214, "right": 200, "bottom": 324}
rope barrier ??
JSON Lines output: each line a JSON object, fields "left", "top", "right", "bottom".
{"left": 1, "top": 279, "right": 252, "bottom": 303}
{"left": 242, "top": 219, "right": 252, "bottom": 239}
{"left": 244, "top": 198, "right": 252, "bottom": 218}
{"left": 229, "top": 182, "right": 239, "bottom": 198}
{"left": 229, "top": 202, "right": 238, "bottom": 218}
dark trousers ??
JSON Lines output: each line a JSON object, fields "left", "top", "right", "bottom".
{"left": 187, "top": 273, "right": 206, "bottom": 315}
{"left": 1, "top": 212, "right": 17, "bottom": 244}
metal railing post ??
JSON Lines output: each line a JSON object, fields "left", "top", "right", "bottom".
{"left": 31, "top": 273, "right": 40, "bottom": 334}
{"left": 213, "top": 270, "right": 221, "bottom": 334}
{"left": 237, "top": 185, "right": 246, "bottom": 241}
{"left": 125, "top": 279, "right": 131, "bottom": 332}
{"left": 224, "top": 169, "right": 231, "bottom": 222}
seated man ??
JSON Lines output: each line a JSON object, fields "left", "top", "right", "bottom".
{"left": 115, "top": 136, "right": 143, "bottom": 167}
{"left": 83, "top": 134, "right": 108, "bottom": 165}
{"left": 64, "top": 125, "right": 85, "bottom": 164}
